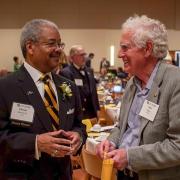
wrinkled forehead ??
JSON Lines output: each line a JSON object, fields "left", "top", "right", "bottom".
{"left": 39, "top": 25, "right": 60, "bottom": 39}
{"left": 120, "top": 30, "right": 135, "bottom": 45}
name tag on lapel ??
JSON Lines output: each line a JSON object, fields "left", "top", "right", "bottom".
{"left": 10, "top": 102, "right": 34, "bottom": 124}
{"left": 67, "top": 108, "right": 75, "bottom": 115}
{"left": 139, "top": 100, "right": 159, "bottom": 121}
{"left": 75, "top": 79, "right": 83, "bottom": 86}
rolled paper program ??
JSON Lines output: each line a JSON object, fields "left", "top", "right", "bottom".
{"left": 101, "top": 154, "right": 114, "bottom": 180}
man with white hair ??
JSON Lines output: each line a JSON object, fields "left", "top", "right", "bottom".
{"left": 96, "top": 15, "right": 180, "bottom": 180}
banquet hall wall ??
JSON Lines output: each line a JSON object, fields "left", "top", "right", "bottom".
{"left": 0, "top": 0, "right": 180, "bottom": 72}
{"left": 0, "top": 29, "right": 180, "bottom": 72}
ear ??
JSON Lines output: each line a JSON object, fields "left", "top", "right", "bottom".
{"left": 26, "top": 41, "right": 35, "bottom": 56}
{"left": 144, "top": 41, "right": 153, "bottom": 58}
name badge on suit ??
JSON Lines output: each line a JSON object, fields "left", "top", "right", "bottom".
{"left": 10, "top": 102, "right": 34, "bottom": 126}
{"left": 75, "top": 79, "right": 83, "bottom": 86}
{"left": 139, "top": 100, "right": 159, "bottom": 121}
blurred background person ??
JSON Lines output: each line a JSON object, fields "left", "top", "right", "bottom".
{"left": 85, "top": 52, "right": 94, "bottom": 68}
{"left": 117, "top": 67, "right": 128, "bottom": 79}
{"left": 59, "top": 42, "right": 68, "bottom": 68}
{"left": 100, "top": 57, "right": 110, "bottom": 76}
{"left": 60, "top": 45, "right": 100, "bottom": 120}
{"left": 13, "top": 56, "right": 21, "bottom": 72}
{"left": 54, "top": 42, "right": 68, "bottom": 74}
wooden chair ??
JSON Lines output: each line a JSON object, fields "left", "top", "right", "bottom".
{"left": 82, "top": 119, "right": 93, "bottom": 133}
{"left": 81, "top": 146, "right": 117, "bottom": 180}
{"left": 81, "top": 146, "right": 102, "bottom": 180}
{"left": 98, "top": 105, "right": 114, "bottom": 126}
{"left": 73, "top": 119, "right": 96, "bottom": 180}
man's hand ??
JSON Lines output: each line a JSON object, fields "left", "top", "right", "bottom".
{"left": 63, "top": 131, "right": 82, "bottom": 155}
{"left": 37, "top": 130, "right": 72, "bottom": 157}
{"left": 96, "top": 140, "right": 116, "bottom": 159}
{"left": 106, "top": 148, "right": 128, "bottom": 170}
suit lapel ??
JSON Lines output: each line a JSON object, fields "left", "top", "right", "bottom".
{"left": 139, "top": 61, "right": 167, "bottom": 137}
{"left": 120, "top": 79, "right": 136, "bottom": 136}
{"left": 85, "top": 68, "right": 93, "bottom": 93}
{"left": 17, "top": 66, "right": 53, "bottom": 131}
{"left": 139, "top": 82, "right": 160, "bottom": 136}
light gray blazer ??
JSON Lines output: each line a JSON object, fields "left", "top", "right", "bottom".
{"left": 108, "top": 61, "right": 180, "bottom": 180}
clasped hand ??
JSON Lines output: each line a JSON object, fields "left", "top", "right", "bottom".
{"left": 37, "top": 130, "right": 81, "bottom": 157}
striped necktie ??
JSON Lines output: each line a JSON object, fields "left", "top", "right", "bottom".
{"left": 40, "top": 74, "right": 59, "bottom": 130}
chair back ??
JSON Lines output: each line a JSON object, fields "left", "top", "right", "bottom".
{"left": 82, "top": 119, "right": 93, "bottom": 132}
{"left": 81, "top": 146, "right": 102, "bottom": 179}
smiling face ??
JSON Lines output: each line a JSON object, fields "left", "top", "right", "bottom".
{"left": 26, "top": 25, "right": 61, "bottom": 73}
{"left": 118, "top": 31, "right": 147, "bottom": 77}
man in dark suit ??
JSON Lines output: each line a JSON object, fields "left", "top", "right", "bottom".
{"left": 0, "top": 19, "right": 86, "bottom": 180}
{"left": 60, "top": 45, "right": 100, "bottom": 119}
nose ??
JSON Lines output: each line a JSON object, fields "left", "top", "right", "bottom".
{"left": 118, "top": 48, "right": 125, "bottom": 59}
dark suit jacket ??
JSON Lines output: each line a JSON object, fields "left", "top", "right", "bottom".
{"left": 0, "top": 66, "right": 86, "bottom": 180}
{"left": 60, "top": 64, "right": 100, "bottom": 119}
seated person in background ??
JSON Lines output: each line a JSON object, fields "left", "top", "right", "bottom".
{"left": 60, "top": 45, "right": 100, "bottom": 120}
{"left": 100, "top": 57, "right": 110, "bottom": 76}
{"left": 117, "top": 67, "right": 128, "bottom": 79}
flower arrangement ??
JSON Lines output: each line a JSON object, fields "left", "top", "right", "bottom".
{"left": 59, "top": 82, "right": 72, "bottom": 99}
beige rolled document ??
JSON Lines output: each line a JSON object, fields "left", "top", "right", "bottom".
{"left": 101, "top": 153, "right": 114, "bottom": 180}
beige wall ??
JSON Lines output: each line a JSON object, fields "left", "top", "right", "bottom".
{"left": 0, "top": 0, "right": 180, "bottom": 71}
{"left": 1, "top": 29, "right": 180, "bottom": 72}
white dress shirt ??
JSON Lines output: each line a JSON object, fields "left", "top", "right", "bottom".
{"left": 24, "top": 61, "right": 59, "bottom": 159}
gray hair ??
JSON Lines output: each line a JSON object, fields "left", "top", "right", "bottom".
{"left": 122, "top": 15, "right": 168, "bottom": 59}
{"left": 69, "top": 45, "right": 84, "bottom": 56}
{"left": 20, "top": 19, "right": 59, "bottom": 58}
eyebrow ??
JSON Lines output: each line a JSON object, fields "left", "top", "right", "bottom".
{"left": 120, "top": 43, "right": 131, "bottom": 48}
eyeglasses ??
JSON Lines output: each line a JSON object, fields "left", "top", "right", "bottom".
{"left": 37, "top": 40, "right": 62, "bottom": 49}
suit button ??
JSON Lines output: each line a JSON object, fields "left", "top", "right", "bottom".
{"left": 84, "top": 98, "right": 86, "bottom": 102}
{"left": 82, "top": 108, "right": 85, "bottom": 111}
